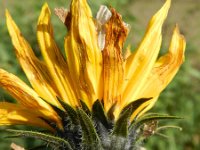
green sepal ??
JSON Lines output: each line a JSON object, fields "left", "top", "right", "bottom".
{"left": 41, "top": 98, "right": 66, "bottom": 118}
{"left": 77, "top": 108, "right": 102, "bottom": 150}
{"left": 107, "top": 102, "right": 117, "bottom": 121}
{"left": 112, "top": 106, "right": 131, "bottom": 137}
{"left": 112, "top": 98, "right": 151, "bottom": 137}
{"left": 121, "top": 98, "right": 152, "bottom": 114}
{"left": 6, "top": 129, "right": 73, "bottom": 150}
{"left": 92, "top": 99, "right": 110, "bottom": 129}
{"left": 80, "top": 100, "right": 91, "bottom": 116}
{"left": 57, "top": 97, "right": 79, "bottom": 125}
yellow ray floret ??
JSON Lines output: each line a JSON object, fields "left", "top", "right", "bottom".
{"left": 5, "top": 10, "right": 62, "bottom": 109}
{"left": 0, "top": 69, "right": 62, "bottom": 128}
{"left": 135, "top": 25, "right": 186, "bottom": 118}
{"left": 0, "top": 102, "right": 54, "bottom": 131}
{"left": 37, "top": 3, "right": 79, "bottom": 107}
{"left": 64, "top": 0, "right": 102, "bottom": 108}
{"left": 0, "top": 69, "right": 51, "bottom": 110}
{"left": 102, "top": 8, "right": 128, "bottom": 112}
{"left": 122, "top": 0, "right": 171, "bottom": 107}
{"left": 0, "top": 0, "right": 186, "bottom": 128}
{"left": 138, "top": 25, "right": 185, "bottom": 99}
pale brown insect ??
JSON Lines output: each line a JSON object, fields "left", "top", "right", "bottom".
{"left": 143, "top": 120, "right": 158, "bottom": 138}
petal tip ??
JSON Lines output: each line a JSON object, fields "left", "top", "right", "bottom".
{"left": 173, "top": 24, "right": 186, "bottom": 45}
{"left": 40, "top": 2, "right": 51, "bottom": 17}
{"left": 5, "top": 9, "right": 12, "bottom": 23}
{"left": 43, "top": 2, "right": 49, "bottom": 9}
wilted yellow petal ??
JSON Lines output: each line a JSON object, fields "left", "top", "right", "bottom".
{"left": 64, "top": 0, "right": 102, "bottom": 108}
{"left": 6, "top": 10, "right": 62, "bottom": 109}
{"left": 102, "top": 8, "right": 128, "bottom": 111}
{"left": 0, "top": 102, "right": 54, "bottom": 131}
{"left": 37, "top": 3, "right": 79, "bottom": 107}
{"left": 122, "top": 0, "right": 171, "bottom": 108}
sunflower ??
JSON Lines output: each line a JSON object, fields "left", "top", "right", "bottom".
{"left": 0, "top": 0, "right": 185, "bottom": 149}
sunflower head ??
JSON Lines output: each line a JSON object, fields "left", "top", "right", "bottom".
{"left": 0, "top": 0, "right": 185, "bottom": 149}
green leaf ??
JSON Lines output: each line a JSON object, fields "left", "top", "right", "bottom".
{"left": 77, "top": 108, "right": 102, "bottom": 150}
{"left": 92, "top": 100, "right": 110, "bottom": 129}
{"left": 6, "top": 129, "right": 73, "bottom": 150}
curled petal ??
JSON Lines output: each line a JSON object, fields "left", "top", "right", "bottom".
{"left": 0, "top": 102, "right": 54, "bottom": 131}
{"left": 6, "top": 10, "right": 62, "bottom": 109}
{"left": 138, "top": 25, "right": 185, "bottom": 98}
{"left": 132, "top": 26, "right": 186, "bottom": 117}
{"left": 64, "top": 0, "right": 102, "bottom": 108}
{"left": 102, "top": 8, "right": 128, "bottom": 112}
{"left": 37, "top": 3, "right": 79, "bottom": 107}
{"left": 122, "top": 0, "right": 171, "bottom": 109}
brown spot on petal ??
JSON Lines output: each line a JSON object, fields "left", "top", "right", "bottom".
{"left": 102, "top": 8, "right": 128, "bottom": 111}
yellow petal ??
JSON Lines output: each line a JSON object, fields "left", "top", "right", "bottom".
{"left": 102, "top": 8, "right": 128, "bottom": 112}
{"left": 0, "top": 102, "right": 54, "bottom": 131}
{"left": 37, "top": 3, "right": 79, "bottom": 107}
{"left": 122, "top": 0, "right": 171, "bottom": 108}
{"left": 0, "top": 69, "right": 63, "bottom": 128}
{"left": 0, "top": 69, "right": 50, "bottom": 109}
{"left": 64, "top": 0, "right": 103, "bottom": 108}
{"left": 133, "top": 26, "right": 185, "bottom": 117}
{"left": 130, "top": 96, "right": 158, "bottom": 121}
{"left": 5, "top": 10, "right": 62, "bottom": 109}
{"left": 138, "top": 25, "right": 185, "bottom": 98}
{"left": 124, "top": 45, "right": 132, "bottom": 60}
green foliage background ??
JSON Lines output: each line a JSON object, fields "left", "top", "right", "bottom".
{"left": 0, "top": 0, "right": 199, "bottom": 149}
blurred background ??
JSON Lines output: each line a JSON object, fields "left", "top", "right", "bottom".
{"left": 0, "top": 0, "right": 199, "bottom": 149}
